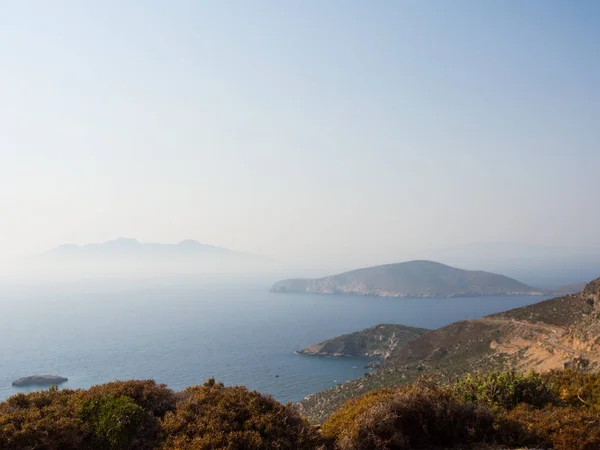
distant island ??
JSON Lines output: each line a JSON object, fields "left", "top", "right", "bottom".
{"left": 43, "top": 238, "right": 256, "bottom": 260}
{"left": 298, "top": 324, "right": 428, "bottom": 359}
{"left": 12, "top": 375, "right": 68, "bottom": 387}
{"left": 271, "top": 260, "right": 544, "bottom": 298}
{"left": 25, "top": 237, "right": 274, "bottom": 278}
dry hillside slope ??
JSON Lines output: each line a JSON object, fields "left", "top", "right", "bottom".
{"left": 300, "top": 277, "right": 600, "bottom": 423}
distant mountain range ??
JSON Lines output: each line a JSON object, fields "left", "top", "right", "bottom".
{"left": 42, "top": 238, "right": 253, "bottom": 260}
{"left": 271, "top": 260, "right": 547, "bottom": 298}
{"left": 29, "top": 238, "right": 272, "bottom": 278}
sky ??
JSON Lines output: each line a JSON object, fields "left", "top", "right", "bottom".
{"left": 1, "top": 1, "right": 599, "bottom": 272}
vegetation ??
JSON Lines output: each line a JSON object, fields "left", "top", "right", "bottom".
{"left": 490, "top": 291, "right": 596, "bottom": 326}
{"left": 320, "top": 389, "right": 396, "bottom": 441}
{"left": 79, "top": 395, "right": 153, "bottom": 450}
{"left": 495, "top": 404, "right": 600, "bottom": 450}
{"left": 0, "top": 379, "right": 318, "bottom": 450}
{"left": 322, "top": 378, "right": 494, "bottom": 449}
{"left": 1, "top": 369, "right": 600, "bottom": 449}
{"left": 321, "top": 368, "right": 600, "bottom": 450}
{"left": 454, "top": 370, "right": 557, "bottom": 410}
{"left": 159, "top": 379, "right": 319, "bottom": 449}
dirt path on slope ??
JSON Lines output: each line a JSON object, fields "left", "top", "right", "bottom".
{"left": 478, "top": 318, "right": 588, "bottom": 357}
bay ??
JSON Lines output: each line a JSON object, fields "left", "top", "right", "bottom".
{"left": 0, "top": 278, "right": 547, "bottom": 402}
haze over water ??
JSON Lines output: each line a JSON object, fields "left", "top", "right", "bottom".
{"left": 0, "top": 279, "right": 547, "bottom": 402}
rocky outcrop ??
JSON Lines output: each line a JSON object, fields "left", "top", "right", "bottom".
{"left": 12, "top": 375, "right": 68, "bottom": 387}
{"left": 298, "top": 324, "right": 428, "bottom": 358}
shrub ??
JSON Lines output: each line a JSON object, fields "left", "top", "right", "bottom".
{"left": 75, "top": 380, "right": 176, "bottom": 449}
{"left": 0, "top": 379, "right": 317, "bottom": 450}
{"left": 83, "top": 380, "right": 176, "bottom": 418}
{"left": 543, "top": 368, "right": 600, "bottom": 411}
{"left": 79, "top": 395, "right": 155, "bottom": 450}
{"left": 0, "top": 389, "right": 86, "bottom": 450}
{"left": 159, "top": 379, "right": 320, "bottom": 449}
{"left": 495, "top": 404, "right": 600, "bottom": 450}
{"left": 321, "top": 388, "right": 395, "bottom": 443}
{"left": 454, "top": 369, "right": 556, "bottom": 410}
{"left": 2, "top": 370, "right": 600, "bottom": 450}
{"left": 322, "top": 378, "right": 494, "bottom": 450}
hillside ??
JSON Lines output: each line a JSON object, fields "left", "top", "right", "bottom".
{"left": 300, "top": 277, "right": 600, "bottom": 423}
{"left": 271, "top": 260, "right": 542, "bottom": 298}
{"left": 297, "top": 324, "right": 428, "bottom": 358}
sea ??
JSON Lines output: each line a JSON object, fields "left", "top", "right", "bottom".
{"left": 0, "top": 278, "right": 548, "bottom": 403}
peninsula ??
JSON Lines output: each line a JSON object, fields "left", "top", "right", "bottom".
{"left": 297, "top": 324, "right": 428, "bottom": 358}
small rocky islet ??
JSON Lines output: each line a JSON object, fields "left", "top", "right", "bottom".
{"left": 12, "top": 375, "right": 68, "bottom": 387}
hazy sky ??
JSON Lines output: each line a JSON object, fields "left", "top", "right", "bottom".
{"left": 1, "top": 1, "right": 599, "bottom": 270}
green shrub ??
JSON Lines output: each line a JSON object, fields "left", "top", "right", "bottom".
{"left": 79, "top": 395, "right": 155, "bottom": 449}
{"left": 83, "top": 380, "right": 176, "bottom": 418}
{"left": 454, "top": 369, "right": 556, "bottom": 409}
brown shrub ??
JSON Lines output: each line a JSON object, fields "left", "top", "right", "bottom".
{"left": 0, "top": 379, "right": 319, "bottom": 450}
{"left": 495, "top": 404, "right": 600, "bottom": 450}
{"left": 322, "top": 379, "right": 494, "bottom": 450}
{"left": 321, "top": 388, "right": 396, "bottom": 442}
{"left": 543, "top": 368, "right": 600, "bottom": 411}
{"left": 159, "top": 379, "right": 320, "bottom": 449}
{"left": 2, "top": 369, "right": 600, "bottom": 450}
{"left": 0, "top": 389, "right": 87, "bottom": 450}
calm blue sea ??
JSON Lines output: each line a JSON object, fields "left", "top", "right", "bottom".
{"left": 0, "top": 278, "right": 548, "bottom": 402}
